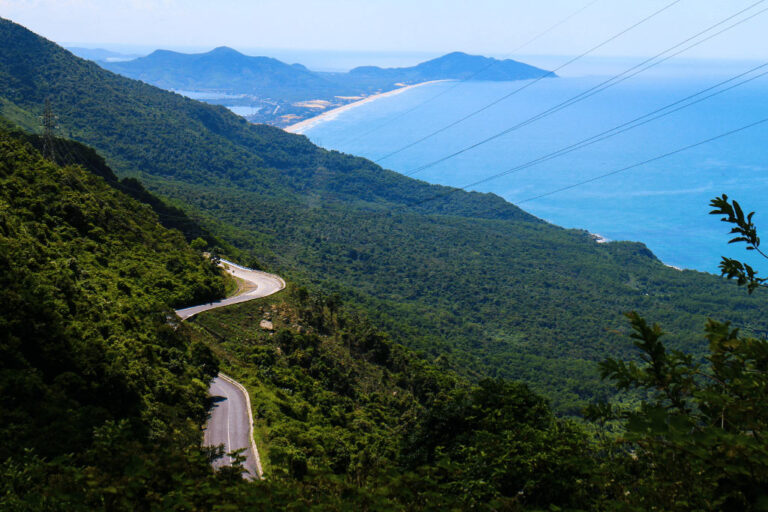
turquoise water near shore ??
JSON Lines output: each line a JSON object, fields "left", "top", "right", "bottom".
{"left": 300, "top": 66, "right": 768, "bottom": 273}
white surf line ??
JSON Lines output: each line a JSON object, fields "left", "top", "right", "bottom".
{"left": 283, "top": 80, "right": 452, "bottom": 134}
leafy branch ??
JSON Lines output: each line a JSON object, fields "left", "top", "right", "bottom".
{"left": 709, "top": 194, "right": 766, "bottom": 293}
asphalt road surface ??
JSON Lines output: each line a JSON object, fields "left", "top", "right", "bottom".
{"left": 174, "top": 259, "right": 285, "bottom": 479}
{"left": 204, "top": 374, "right": 262, "bottom": 479}
{"left": 175, "top": 259, "right": 285, "bottom": 320}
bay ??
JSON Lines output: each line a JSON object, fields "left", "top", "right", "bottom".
{"left": 299, "top": 63, "right": 768, "bottom": 273}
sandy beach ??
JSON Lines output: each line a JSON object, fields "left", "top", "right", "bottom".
{"left": 283, "top": 80, "right": 450, "bottom": 134}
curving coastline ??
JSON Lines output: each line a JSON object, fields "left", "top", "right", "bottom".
{"left": 283, "top": 80, "right": 451, "bottom": 134}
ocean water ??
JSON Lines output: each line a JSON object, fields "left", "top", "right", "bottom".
{"left": 300, "top": 64, "right": 768, "bottom": 273}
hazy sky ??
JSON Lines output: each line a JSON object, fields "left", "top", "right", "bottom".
{"left": 1, "top": 0, "right": 766, "bottom": 62}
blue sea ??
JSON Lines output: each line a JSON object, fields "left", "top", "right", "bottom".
{"left": 299, "top": 60, "right": 768, "bottom": 273}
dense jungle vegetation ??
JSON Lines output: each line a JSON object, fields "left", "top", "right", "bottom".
{"left": 1, "top": 82, "right": 767, "bottom": 510}
{"left": 0, "top": 127, "right": 614, "bottom": 509}
{"left": 0, "top": 128, "right": 225, "bottom": 507}
{"left": 1, "top": 16, "right": 766, "bottom": 415}
{"left": 186, "top": 244, "right": 768, "bottom": 510}
{"left": 1, "top": 16, "right": 767, "bottom": 510}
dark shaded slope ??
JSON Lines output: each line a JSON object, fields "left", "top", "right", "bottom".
{"left": 0, "top": 127, "right": 225, "bottom": 463}
{"left": 13, "top": 127, "right": 226, "bottom": 245}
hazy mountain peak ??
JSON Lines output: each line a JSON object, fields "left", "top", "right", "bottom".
{"left": 139, "top": 48, "right": 184, "bottom": 62}
{"left": 442, "top": 50, "right": 471, "bottom": 58}
{"left": 208, "top": 46, "right": 243, "bottom": 57}
{"left": 348, "top": 51, "right": 554, "bottom": 81}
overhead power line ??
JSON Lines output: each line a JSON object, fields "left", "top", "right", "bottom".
{"left": 516, "top": 116, "right": 768, "bottom": 204}
{"left": 400, "top": 0, "right": 768, "bottom": 177}
{"left": 503, "top": 0, "right": 604, "bottom": 54}
{"left": 336, "top": 0, "right": 602, "bottom": 146}
{"left": 373, "top": 0, "right": 686, "bottom": 163}
{"left": 402, "top": 64, "right": 768, "bottom": 210}
{"left": 454, "top": 64, "right": 768, "bottom": 192}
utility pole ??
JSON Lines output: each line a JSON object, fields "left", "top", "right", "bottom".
{"left": 40, "top": 98, "right": 57, "bottom": 162}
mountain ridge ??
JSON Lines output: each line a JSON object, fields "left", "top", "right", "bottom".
{"left": 103, "top": 46, "right": 334, "bottom": 106}
{"left": 348, "top": 50, "right": 555, "bottom": 81}
{"left": 100, "top": 46, "right": 554, "bottom": 125}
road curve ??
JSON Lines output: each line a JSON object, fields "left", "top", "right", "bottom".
{"left": 175, "top": 259, "right": 286, "bottom": 320}
{"left": 175, "top": 258, "right": 285, "bottom": 479}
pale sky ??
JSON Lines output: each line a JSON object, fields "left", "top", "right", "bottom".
{"left": 1, "top": 0, "right": 766, "bottom": 63}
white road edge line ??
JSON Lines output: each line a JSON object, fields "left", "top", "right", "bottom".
{"left": 221, "top": 258, "right": 288, "bottom": 290}
{"left": 226, "top": 387, "right": 233, "bottom": 465}
{"left": 219, "top": 372, "right": 263, "bottom": 479}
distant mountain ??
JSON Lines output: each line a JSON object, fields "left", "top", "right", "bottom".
{"left": 347, "top": 51, "right": 554, "bottom": 83}
{"left": 104, "top": 47, "right": 552, "bottom": 95}
{"left": 104, "top": 46, "right": 340, "bottom": 101}
{"left": 100, "top": 47, "right": 554, "bottom": 125}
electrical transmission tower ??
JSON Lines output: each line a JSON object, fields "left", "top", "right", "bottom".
{"left": 40, "top": 98, "right": 57, "bottom": 162}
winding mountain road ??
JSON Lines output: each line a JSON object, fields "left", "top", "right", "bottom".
{"left": 175, "top": 259, "right": 285, "bottom": 480}
{"left": 175, "top": 259, "right": 285, "bottom": 320}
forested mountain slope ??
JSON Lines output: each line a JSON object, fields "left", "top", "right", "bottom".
{"left": 0, "top": 125, "right": 600, "bottom": 510}
{"left": 182, "top": 284, "right": 597, "bottom": 509}
{"left": 0, "top": 127, "right": 228, "bottom": 501}
{"left": 16, "top": 126, "right": 232, "bottom": 248}
{"left": 1, "top": 17, "right": 766, "bottom": 413}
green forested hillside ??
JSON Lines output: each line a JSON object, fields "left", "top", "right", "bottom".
{"left": 0, "top": 126, "right": 603, "bottom": 510}
{"left": 0, "top": 128, "right": 227, "bottom": 457}
{"left": 0, "top": 128, "right": 228, "bottom": 507}
{"left": 16, "top": 127, "right": 231, "bottom": 248}
{"left": 182, "top": 272, "right": 768, "bottom": 510}
{"left": 183, "top": 285, "right": 599, "bottom": 510}
{"left": 2, "top": 17, "right": 766, "bottom": 508}
{"left": 185, "top": 285, "right": 459, "bottom": 481}
{"left": 3, "top": 127, "right": 764, "bottom": 510}
{"left": 1, "top": 16, "right": 766, "bottom": 414}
